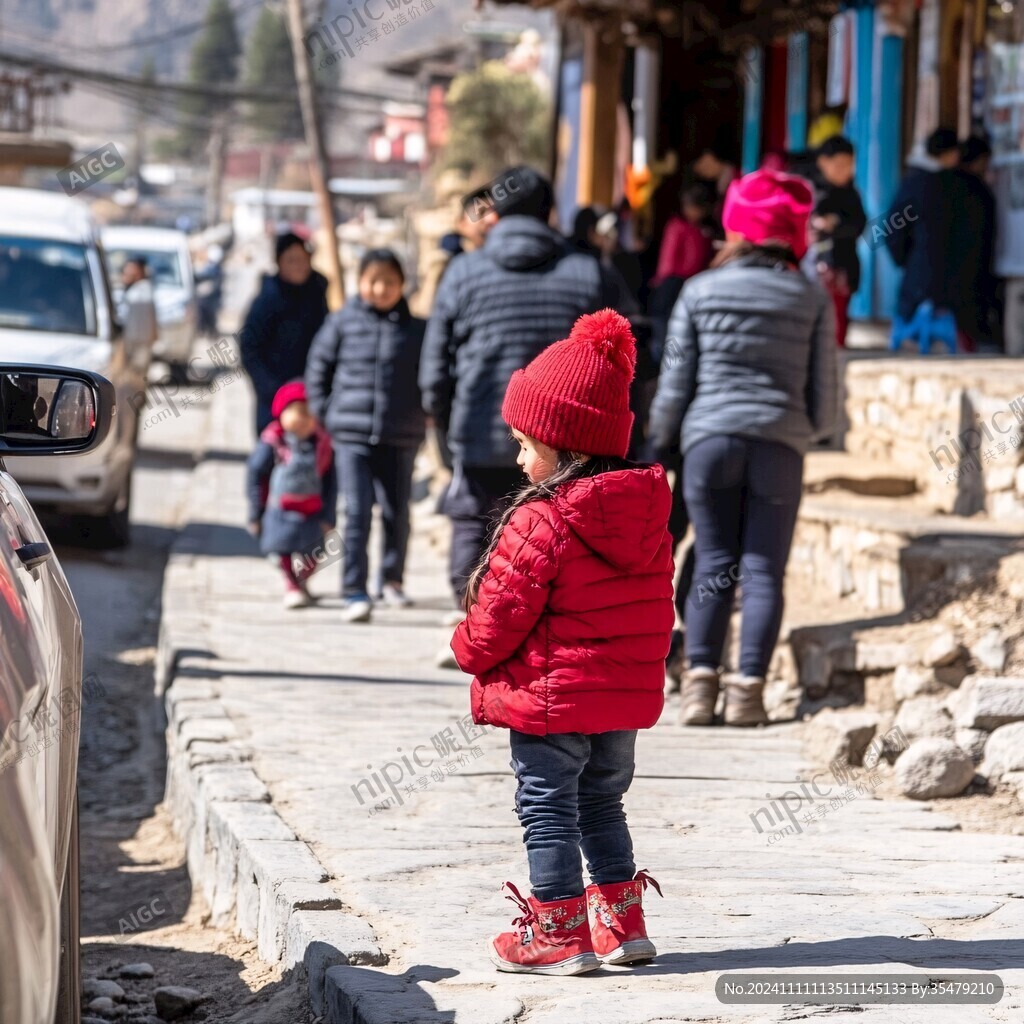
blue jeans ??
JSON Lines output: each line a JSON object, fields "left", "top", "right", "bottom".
{"left": 334, "top": 443, "right": 416, "bottom": 598}
{"left": 683, "top": 435, "right": 804, "bottom": 678}
{"left": 509, "top": 730, "right": 637, "bottom": 903}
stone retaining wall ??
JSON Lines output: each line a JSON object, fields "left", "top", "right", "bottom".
{"left": 843, "top": 356, "right": 1024, "bottom": 520}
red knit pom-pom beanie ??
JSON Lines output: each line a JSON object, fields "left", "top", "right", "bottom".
{"left": 501, "top": 308, "right": 637, "bottom": 457}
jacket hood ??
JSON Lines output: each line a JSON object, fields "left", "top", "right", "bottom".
{"left": 551, "top": 464, "right": 670, "bottom": 571}
{"left": 258, "top": 269, "right": 328, "bottom": 307}
{"left": 483, "top": 216, "right": 568, "bottom": 271}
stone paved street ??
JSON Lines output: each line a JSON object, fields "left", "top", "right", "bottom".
{"left": 161, "top": 372, "right": 1024, "bottom": 1024}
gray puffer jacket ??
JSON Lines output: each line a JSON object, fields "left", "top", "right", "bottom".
{"left": 648, "top": 252, "right": 837, "bottom": 458}
{"left": 420, "top": 216, "right": 622, "bottom": 468}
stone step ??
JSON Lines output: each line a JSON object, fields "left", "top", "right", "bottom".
{"left": 793, "top": 491, "right": 1024, "bottom": 613}
{"left": 804, "top": 450, "right": 917, "bottom": 499}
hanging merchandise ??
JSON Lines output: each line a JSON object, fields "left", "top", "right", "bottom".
{"left": 826, "top": 12, "right": 851, "bottom": 107}
{"left": 987, "top": 42, "right": 1024, "bottom": 277}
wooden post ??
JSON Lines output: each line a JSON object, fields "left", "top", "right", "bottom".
{"left": 577, "top": 19, "right": 623, "bottom": 207}
{"left": 285, "top": 0, "right": 345, "bottom": 307}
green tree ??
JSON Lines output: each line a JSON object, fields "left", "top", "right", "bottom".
{"left": 441, "top": 62, "right": 550, "bottom": 178}
{"left": 177, "top": 0, "right": 241, "bottom": 157}
{"left": 243, "top": 6, "right": 303, "bottom": 140}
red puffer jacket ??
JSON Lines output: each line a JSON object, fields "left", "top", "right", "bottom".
{"left": 451, "top": 464, "right": 675, "bottom": 735}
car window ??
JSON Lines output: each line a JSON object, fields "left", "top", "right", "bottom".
{"left": 0, "top": 237, "right": 97, "bottom": 336}
{"left": 105, "top": 247, "right": 184, "bottom": 288}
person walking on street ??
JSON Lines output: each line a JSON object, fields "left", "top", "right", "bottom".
{"left": 884, "top": 128, "right": 968, "bottom": 351}
{"left": 305, "top": 250, "right": 426, "bottom": 624}
{"left": 246, "top": 382, "right": 337, "bottom": 609}
{"left": 240, "top": 231, "right": 329, "bottom": 435}
{"left": 952, "top": 134, "right": 999, "bottom": 352}
{"left": 451, "top": 309, "right": 674, "bottom": 976}
{"left": 806, "top": 135, "right": 867, "bottom": 347}
{"left": 649, "top": 169, "right": 837, "bottom": 728}
{"left": 420, "top": 166, "right": 629, "bottom": 643}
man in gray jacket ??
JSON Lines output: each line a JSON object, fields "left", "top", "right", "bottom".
{"left": 421, "top": 166, "right": 631, "bottom": 625}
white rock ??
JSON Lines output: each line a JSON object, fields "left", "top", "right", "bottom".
{"left": 893, "top": 695, "right": 955, "bottom": 743}
{"left": 893, "top": 665, "right": 945, "bottom": 702}
{"left": 896, "top": 739, "right": 975, "bottom": 800}
{"left": 955, "top": 728, "right": 989, "bottom": 765}
{"left": 950, "top": 675, "right": 1024, "bottom": 730}
{"left": 923, "top": 629, "right": 963, "bottom": 669}
{"left": 804, "top": 709, "right": 879, "bottom": 767}
{"left": 980, "top": 722, "right": 1024, "bottom": 782}
{"left": 971, "top": 629, "right": 1007, "bottom": 673}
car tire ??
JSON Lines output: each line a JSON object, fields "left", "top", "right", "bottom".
{"left": 87, "top": 471, "right": 132, "bottom": 549}
{"left": 54, "top": 788, "right": 81, "bottom": 1024}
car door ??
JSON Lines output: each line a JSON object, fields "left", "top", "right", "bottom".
{"left": 0, "top": 465, "right": 82, "bottom": 1024}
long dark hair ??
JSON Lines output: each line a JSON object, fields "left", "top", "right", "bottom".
{"left": 711, "top": 239, "right": 799, "bottom": 269}
{"left": 464, "top": 449, "right": 632, "bottom": 609}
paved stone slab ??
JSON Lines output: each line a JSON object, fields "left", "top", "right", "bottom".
{"left": 159, "top": 355, "right": 1024, "bottom": 1024}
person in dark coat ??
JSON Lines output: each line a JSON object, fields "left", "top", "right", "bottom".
{"left": 649, "top": 169, "right": 837, "bottom": 729}
{"left": 884, "top": 128, "right": 967, "bottom": 349}
{"left": 807, "top": 135, "right": 867, "bottom": 347}
{"left": 306, "top": 249, "right": 426, "bottom": 623}
{"left": 420, "top": 166, "right": 630, "bottom": 631}
{"left": 953, "top": 135, "right": 999, "bottom": 351}
{"left": 240, "top": 231, "right": 329, "bottom": 435}
{"left": 247, "top": 381, "right": 337, "bottom": 609}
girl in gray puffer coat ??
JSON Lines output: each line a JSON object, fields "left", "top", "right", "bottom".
{"left": 649, "top": 169, "right": 838, "bottom": 729}
{"left": 305, "top": 250, "right": 426, "bottom": 623}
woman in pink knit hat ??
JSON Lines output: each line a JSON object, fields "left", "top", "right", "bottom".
{"left": 648, "top": 168, "right": 838, "bottom": 728}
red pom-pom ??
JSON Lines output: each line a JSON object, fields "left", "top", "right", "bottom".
{"left": 569, "top": 309, "right": 636, "bottom": 369}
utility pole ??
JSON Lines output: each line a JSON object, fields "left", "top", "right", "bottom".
{"left": 205, "top": 110, "right": 228, "bottom": 229}
{"left": 285, "top": 0, "right": 345, "bottom": 306}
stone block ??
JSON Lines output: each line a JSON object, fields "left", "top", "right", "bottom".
{"left": 896, "top": 739, "right": 975, "bottom": 800}
{"left": 980, "top": 722, "right": 1024, "bottom": 782}
{"left": 893, "top": 695, "right": 956, "bottom": 744}
{"left": 803, "top": 709, "right": 878, "bottom": 768}
{"left": 950, "top": 676, "right": 1024, "bottom": 730}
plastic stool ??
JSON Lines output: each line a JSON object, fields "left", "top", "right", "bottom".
{"left": 890, "top": 301, "right": 959, "bottom": 354}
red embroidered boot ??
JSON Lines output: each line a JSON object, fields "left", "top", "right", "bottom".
{"left": 585, "top": 870, "right": 663, "bottom": 965}
{"left": 490, "top": 883, "right": 600, "bottom": 976}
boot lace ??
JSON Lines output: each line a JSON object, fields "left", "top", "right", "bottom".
{"left": 502, "top": 882, "right": 538, "bottom": 940}
{"left": 635, "top": 869, "right": 663, "bottom": 897}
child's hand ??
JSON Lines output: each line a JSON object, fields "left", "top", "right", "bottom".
{"left": 320, "top": 522, "right": 334, "bottom": 536}
{"left": 248, "top": 521, "right": 262, "bottom": 538}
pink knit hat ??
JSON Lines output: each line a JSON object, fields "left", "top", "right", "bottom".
{"left": 502, "top": 309, "right": 636, "bottom": 458}
{"left": 722, "top": 169, "right": 814, "bottom": 259}
{"left": 271, "top": 380, "right": 307, "bottom": 420}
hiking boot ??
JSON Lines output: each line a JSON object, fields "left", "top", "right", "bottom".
{"left": 665, "top": 628, "right": 686, "bottom": 695}
{"left": 680, "top": 666, "right": 720, "bottom": 726}
{"left": 490, "top": 883, "right": 599, "bottom": 976}
{"left": 586, "top": 870, "right": 662, "bottom": 965}
{"left": 340, "top": 596, "right": 373, "bottom": 623}
{"left": 723, "top": 674, "right": 769, "bottom": 727}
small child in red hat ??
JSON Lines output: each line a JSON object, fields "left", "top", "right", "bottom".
{"left": 451, "top": 309, "right": 675, "bottom": 976}
{"left": 246, "top": 380, "right": 337, "bottom": 609}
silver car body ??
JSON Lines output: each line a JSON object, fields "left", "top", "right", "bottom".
{"left": 0, "top": 453, "right": 84, "bottom": 1024}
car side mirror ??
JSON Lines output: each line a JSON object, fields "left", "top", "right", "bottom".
{"left": 0, "top": 367, "right": 115, "bottom": 456}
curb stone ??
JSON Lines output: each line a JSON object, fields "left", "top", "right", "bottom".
{"left": 157, "top": 352, "right": 389, "bottom": 1021}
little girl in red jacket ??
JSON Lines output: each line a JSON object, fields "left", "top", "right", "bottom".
{"left": 451, "top": 309, "right": 675, "bottom": 976}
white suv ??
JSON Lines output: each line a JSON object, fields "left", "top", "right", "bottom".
{"left": 0, "top": 188, "right": 152, "bottom": 546}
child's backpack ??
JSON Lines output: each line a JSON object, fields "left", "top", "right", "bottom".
{"left": 268, "top": 434, "right": 323, "bottom": 514}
